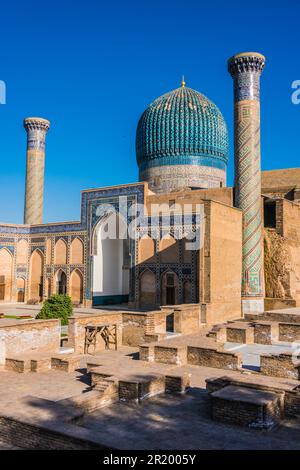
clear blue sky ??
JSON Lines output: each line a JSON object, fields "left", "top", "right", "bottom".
{"left": 0, "top": 0, "right": 299, "bottom": 223}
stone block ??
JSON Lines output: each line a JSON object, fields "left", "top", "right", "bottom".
{"left": 51, "top": 355, "right": 81, "bottom": 373}
{"left": 139, "top": 344, "right": 155, "bottom": 362}
{"left": 154, "top": 345, "right": 187, "bottom": 365}
{"left": 5, "top": 357, "right": 31, "bottom": 373}
{"left": 226, "top": 325, "right": 254, "bottom": 344}
{"left": 254, "top": 322, "right": 279, "bottom": 345}
{"left": 119, "top": 374, "right": 165, "bottom": 401}
{"left": 165, "top": 373, "right": 190, "bottom": 393}
{"left": 30, "top": 357, "right": 52, "bottom": 373}
{"left": 211, "top": 385, "right": 283, "bottom": 429}
{"left": 279, "top": 323, "right": 300, "bottom": 342}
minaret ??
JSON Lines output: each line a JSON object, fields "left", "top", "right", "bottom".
{"left": 228, "top": 52, "right": 266, "bottom": 314}
{"left": 23, "top": 117, "right": 50, "bottom": 225}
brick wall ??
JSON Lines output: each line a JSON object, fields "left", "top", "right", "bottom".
{"left": 279, "top": 323, "right": 300, "bottom": 342}
{"left": 260, "top": 353, "right": 300, "bottom": 379}
{"left": 0, "top": 415, "right": 109, "bottom": 449}
{"left": 0, "top": 319, "right": 60, "bottom": 363}
{"left": 68, "top": 312, "right": 122, "bottom": 354}
{"left": 173, "top": 305, "right": 201, "bottom": 334}
{"left": 187, "top": 346, "right": 241, "bottom": 370}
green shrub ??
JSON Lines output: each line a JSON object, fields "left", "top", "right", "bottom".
{"left": 37, "top": 294, "right": 73, "bottom": 325}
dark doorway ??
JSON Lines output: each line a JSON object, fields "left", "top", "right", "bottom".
{"left": 57, "top": 271, "right": 67, "bottom": 295}
{"left": 166, "top": 312, "right": 174, "bottom": 332}
{"left": 0, "top": 283, "right": 5, "bottom": 301}
{"left": 166, "top": 286, "right": 175, "bottom": 305}
{"left": 264, "top": 200, "right": 276, "bottom": 228}
{"left": 39, "top": 276, "right": 44, "bottom": 300}
{"left": 17, "top": 290, "right": 25, "bottom": 302}
{"left": 165, "top": 273, "right": 175, "bottom": 305}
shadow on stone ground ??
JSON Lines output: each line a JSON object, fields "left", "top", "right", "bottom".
{"left": 2, "top": 370, "right": 300, "bottom": 450}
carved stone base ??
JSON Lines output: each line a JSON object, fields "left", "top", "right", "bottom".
{"left": 242, "top": 299, "right": 264, "bottom": 314}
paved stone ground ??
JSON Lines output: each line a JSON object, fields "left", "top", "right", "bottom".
{"left": 79, "top": 387, "right": 300, "bottom": 450}
{"left": 0, "top": 345, "right": 300, "bottom": 449}
{"left": 0, "top": 303, "right": 139, "bottom": 321}
{"left": 224, "top": 341, "right": 300, "bottom": 371}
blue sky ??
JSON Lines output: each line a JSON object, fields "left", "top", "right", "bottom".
{"left": 0, "top": 0, "right": 299, "bottom": 223}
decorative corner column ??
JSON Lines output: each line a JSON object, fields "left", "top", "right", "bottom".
{"left": 228, "top": 52, "right": 266, "bottom": 314}
{"left": 23, "top": 117, "right": 50, "bottom": 225}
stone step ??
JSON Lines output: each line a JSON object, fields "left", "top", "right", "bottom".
{"left": 51, "top": 354, "right": 82, "bottom": 373}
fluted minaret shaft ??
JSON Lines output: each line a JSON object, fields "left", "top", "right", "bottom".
{"left": 228, "top": 52, "right": 266, "bottom": 313}
{"left": 23, "top": 117, "right": 50, "bottom": 225}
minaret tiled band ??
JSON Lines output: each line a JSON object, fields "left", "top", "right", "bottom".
{"left": 24, "top": 117, "right": 50, "bottom": 225}
{"left": 228, "top": 52, "right": 265, "bottom": 313}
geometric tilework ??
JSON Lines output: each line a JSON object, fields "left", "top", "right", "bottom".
{"left": 234, "top": 101, "right": 263, "bottom": 297}
{"left": 228, "top": 53, "right": 266, "bottom": 299}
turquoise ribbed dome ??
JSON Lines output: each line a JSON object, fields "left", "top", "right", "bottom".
{"left": 136, "top": 86, "right": 228, "bottom": 173}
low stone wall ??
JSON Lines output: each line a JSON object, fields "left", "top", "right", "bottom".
{"left": 0, "top": 413, "right": 109, "bottom": 450}
{"left": 173, "top": 305, "right": 201, "bottom": 335}
{"left": 260, "top": 352, "right": 300, "bottom": 380}
{"left": 264, "top": 298, "right": 296, "bottom": 311}
{"left": 122, "top": 311, "right": 167, "bottom": 346}
{"left": 119, "top": 375, "right": 165, "bottom": 401}
{"left": 68, "top": 312, "right": 122, "bottom": 354}
{"left": 263, "top": 311, "right": 300, "bottom": 324}
{"left": 0, "top": 319, "right": 60, "bottom": 364}
{"left": 279, "top": 323, "right": 300, "bottom": 342}
{"left": 226, "top": 326, "right": 254, "bottom": 344}
{"left": 121, "top": 312, "right": 148, "bottom": 346}
{"left": 206, "top": 376, "right": 300, "bottom": 419}
{"left": 154, "top": 345, "right": 187, "bottom": 365}
{"left": 187, "top": 346, "right": 242, "bottom": 370}
{"left": 254, "top": 322, "right": 279, "bottom": 345}
{"left": 284, "top": 390, "right": 300, "bottom": 417}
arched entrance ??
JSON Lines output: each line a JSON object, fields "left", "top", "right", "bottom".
{"left": 56, "top": 270, "right": 67, "bottom": 295}
{"left": 17, "top": 278, "right": 25, "bottom": 302}
{"left": 161, "top": 271, "right": 179, "bottom": 306}
{"left": 139, "top": 269, "right": 156, "bottom": 309}
{"left": 29, "top": 249, "right": 44, "bottom": 302}
{"left": 92, "top": 212, "right": 129, "bottom": 305}
{"left": 0, "top": 248, "right": 13, "bottom": 302}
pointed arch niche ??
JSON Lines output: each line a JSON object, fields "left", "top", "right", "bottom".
{"left": 29, "top": 249, "right": 44, "bottom": 301}
{"left": 138, "top": 234, "right": 155, "bottom": 263}
{"left": 70, "top": 237, "right": 84, "bottom": 264}
{"left": 139, "top": 269, "right": 156, "bottom": 309}
{"left": 92, "top": 213, "right": 129, "bottom": 305}
{"left": 161, "top": 270, "right": 179, "bottom": 306}
{"left": 0, "top": 248, "right": 13, "bottom": 302}
{"left": 159, "top": 234, "right": 179, "bottom": 263}
{"left": 16, "top": 239, "right": 28, "bottom": 265}
{"left": 54, "top": 238, "right": 67, "bottom": 265}
{"left": 70, "top": 269, "right": 83, "bottom": 304}
{"left": 56, "top": 269, "right": 67, "bottom": 295}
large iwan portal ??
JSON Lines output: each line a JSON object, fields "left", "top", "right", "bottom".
{"left": 92, "top": 215, "right": 129, "bottom": 305}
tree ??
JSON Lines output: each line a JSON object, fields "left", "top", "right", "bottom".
{"left": 36, "top": 294, "right": 73, "bottom": 325}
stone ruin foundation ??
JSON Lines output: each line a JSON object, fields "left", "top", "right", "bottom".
{"left": 1, "top": 304, "right": 300, "bottom": 449}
